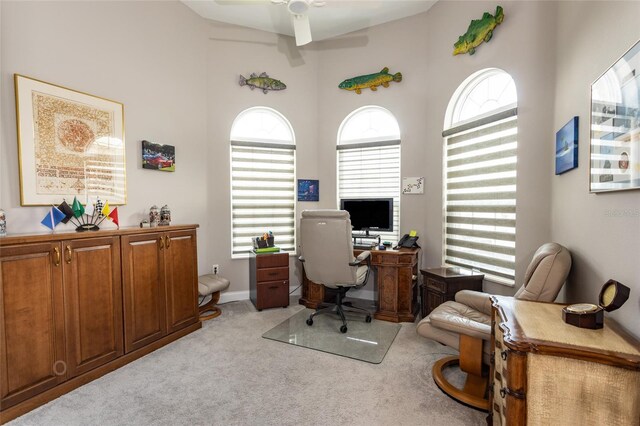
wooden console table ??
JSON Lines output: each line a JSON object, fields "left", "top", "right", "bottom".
{"left": 299, "top": 247, "right": 420, "bottom": 323}
{"left": 490, "top": 295, "right": 640, "bottom": 425}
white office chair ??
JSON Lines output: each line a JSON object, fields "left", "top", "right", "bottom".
{"left": 299, "top": 210, "right": 372, "bottom": 333}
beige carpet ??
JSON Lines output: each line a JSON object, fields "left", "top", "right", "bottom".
{"left": 9, "top": 299, "right": 485, "bottom": 425}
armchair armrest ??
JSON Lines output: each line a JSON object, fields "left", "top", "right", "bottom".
{"left": 454, "top": 290, "right": 492, "bottom": 316}
{"left": 349, "top": 250, "right": 370, "bottom": 266}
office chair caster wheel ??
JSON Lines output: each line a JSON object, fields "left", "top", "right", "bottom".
{"left": 365, "top": 315, "right": 372, "bottom": 323}
{"left": 306, "top": 318, "right": 313, "bottom": 326}
{"left": 340, "top": 325, "right": 348, "bottom": 333}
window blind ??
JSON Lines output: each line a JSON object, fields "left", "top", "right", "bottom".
{"left": 444, "top": 113, "right": 517, "bottom": 284}
{"left": 337, "top": 141, "right": 401, "bottom": 243}
{"left": 231, "top": 142, "right": 296, "bottom": 256}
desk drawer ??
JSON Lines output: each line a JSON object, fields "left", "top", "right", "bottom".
{"left": 256, "top": 253, "right": 288, "bottom": 268}
{"left": 256, "top": 280, "right": 289, "bottom": 310}
{"left": 426, "top": 278, "right": 446, "bottom": 293}
{"left": 257, "top": 267, "right": 288, "bottom": 282}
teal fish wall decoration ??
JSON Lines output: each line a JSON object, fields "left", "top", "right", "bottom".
{"left": 239, "top": 72, "right": 286, "bottom": 94}
{"left": 338, "top": 67, "right": 402, "bottom": 94}
{"left": 453, "top": 6, "right": 504, "bottom": 55}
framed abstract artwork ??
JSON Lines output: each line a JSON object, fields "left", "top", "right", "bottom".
{"left": 555, "top": 117, "right": 579, "bottom": 175}
{"left": 15, "top": 74, "right": 126, "bottom": 206}
{"left": 297, "top": 179, "right": 319, "bottom": 201}
{"left": 589, "top": 39, "right": 640, "bottom": 192}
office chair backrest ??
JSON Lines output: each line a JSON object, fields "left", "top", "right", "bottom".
{"left": 514, "top": 242, "right": 572, "bottom": 302}
{"left": 299, "top": 210, "right": 358, "bottom": 287}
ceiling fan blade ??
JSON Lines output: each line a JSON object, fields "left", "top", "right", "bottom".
{"left": 292, "top": 14, "right": 312, "bottom": 46}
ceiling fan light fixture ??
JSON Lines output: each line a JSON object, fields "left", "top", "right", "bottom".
{"left": 288, "top": 0, "right": 310, "bottom": 15}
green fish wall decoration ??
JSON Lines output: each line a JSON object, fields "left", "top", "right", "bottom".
{"left": 239, "top": 72, "right": 286, "bottom": 94}
{"left": 338, "top": 67, "right": 402, "bottom": 94}
{"left": 453, "top": 6, "right": 504, "bottom": 55}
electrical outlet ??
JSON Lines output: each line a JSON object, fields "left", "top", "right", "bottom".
{"left": 212, "top": 264, "right": 219, "bottom": 275}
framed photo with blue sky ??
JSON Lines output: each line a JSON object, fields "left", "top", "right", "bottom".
{"left": 555, "top": 116, "right": 579, "bottom": 175}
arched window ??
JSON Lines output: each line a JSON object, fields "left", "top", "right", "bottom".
{"left": 230, "top": 107, "right": 296, "bottom": 257}
{"left": 443, "top": 69, "right": 518, "bottom": 285}
{"left": 337, "top": 106, "right": 401, "bottom": 244}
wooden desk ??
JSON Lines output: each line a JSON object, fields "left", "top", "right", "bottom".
{"left": 299, "top": 247, "right": 420, "bottom": 323}
{"left": 490, "top": 296, "right": 640, "bottom": 425}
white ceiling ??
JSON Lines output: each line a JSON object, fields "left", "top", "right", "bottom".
{"left": 182, "top": 0, "right": 437, "bottom": 43}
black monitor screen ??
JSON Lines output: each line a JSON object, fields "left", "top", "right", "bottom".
{"left": 340, "top": 198, "right": 393, "bottom": 232}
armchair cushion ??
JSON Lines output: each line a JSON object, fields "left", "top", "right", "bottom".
{"left": 428, "top": 301, "right": 491, "bottom": 341}
{"left": 454, "top": 290, "right": 492, "bottom": 316}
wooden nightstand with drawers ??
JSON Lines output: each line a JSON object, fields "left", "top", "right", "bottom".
{"left": 420, "top": 267, "right": 484, "bottom": 317}
{"left": 249, "top": 251, "right": 290, "bottom": 311}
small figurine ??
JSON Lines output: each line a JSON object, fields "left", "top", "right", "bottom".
{"left": 160, "top": 205, "right": 171, "bottom": 226}
{"left": 149, "top": 205, "right": 160, "bottom": 227}
{"left": 0, "top": 209, "right": 6, "bottom": 236}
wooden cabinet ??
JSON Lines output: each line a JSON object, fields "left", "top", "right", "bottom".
{"left": 63, "top": 237, "right": 123, "bottom": 378}
{"left": 490, "top": 296, "right": 640, "bottom": 425}
{"left": 249, "top": 252, "right": 289, "bottom": 311}
{"left": 0, "top": 225, "right": 201, "bottom": 423}
{"left": 420, "top": 267, "right": 484, "bottom": 317}
{"left": 0, "top": 242, "right": 66, "bottom": 409}
{"left": 372, "top": 248, "right": 420, "bottom": 323}
{"left": 163, "top": 230, "right": 198, "bottom": 334}
{"left": 121, "top": 229, "right": 198, "bottom": 352}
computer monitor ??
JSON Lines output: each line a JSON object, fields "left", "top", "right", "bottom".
{"left": 340, "top": 198, "right": 393, "bottom": 234}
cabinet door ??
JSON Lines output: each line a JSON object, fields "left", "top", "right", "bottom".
{"left": 63, "top": 237, "right": 123, "bottom": 377}
{"left": 121, "top": 233, "right": 167, "bottom": 353}
{"left": 164, "top": 230, "right": 198, "bottom": 334}
{"left": 0, "top": 242, "right": 66, "bottom": 409}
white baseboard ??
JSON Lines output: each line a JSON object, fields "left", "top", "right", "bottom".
{"left": 219, "top": 290, "right": 249, "bottom": 304}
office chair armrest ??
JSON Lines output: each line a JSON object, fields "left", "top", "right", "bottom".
{"left": 298, "top": 255, "right": 305, "bottom": 263}
{"left": 349, "top": 251, "right": 370, "bottom": 266}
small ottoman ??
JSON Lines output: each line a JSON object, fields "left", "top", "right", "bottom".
{"left": 198, "top": 274, "right": 230, "bottom": 321}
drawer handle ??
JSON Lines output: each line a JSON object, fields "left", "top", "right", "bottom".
{"left": 53, "top": 247, "right": 61, "bottom": 266}
{"left": 268, "top": 272, "right": 279, "bottom": 276}
{"left": 501, "top": 350, "right": 508, "bottom": 360}
{"left": 65, "top": 245, "right": 72, "bottom": 264}
{"left": 269, "top": 285, "right": 279, "bottom": 290}
{"left": 500, "top": 387, "right": 506, "bottom": 398}
{"left": 165, "top": 235, "right": 171, "bottom": 248}
{"left": 159, "top": 236, "right": 165, "bottom": 249}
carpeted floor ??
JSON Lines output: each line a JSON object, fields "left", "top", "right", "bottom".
{"left": 9, "top": 298, "right": 485, "bottom": 426}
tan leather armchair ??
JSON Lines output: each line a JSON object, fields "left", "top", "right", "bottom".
{"left": 417, "top": 242, "right": 572, "bottom": 410}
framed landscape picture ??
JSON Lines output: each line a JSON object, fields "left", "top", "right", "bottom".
{"left": 142, "top": 140, "right": 176, "bottom": 172}
{"left": 15, "top": 74, "right": 126, "bottom": 205}
{"left": 589, "top": 39, "right": 640, "bottom": 192}
{"left": 555, "top": 117, "right": 579, "bottom": 175}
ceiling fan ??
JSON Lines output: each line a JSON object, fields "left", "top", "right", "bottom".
{"left": 271, "top": 0, "right": 326, "bottom": 46}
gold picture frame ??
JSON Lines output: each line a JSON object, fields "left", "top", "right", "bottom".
{"left": 15, "top": 74, "right": 126, "bottom": 206}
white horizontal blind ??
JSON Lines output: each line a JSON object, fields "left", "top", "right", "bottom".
{"left": 337, "top": 142, "right": 400, "bottom": 243}
{"left": 231, "top": 142, "right": 295, "bottom": 256}
{"left": 444, "top": 113, "right": 517, "bottom": 284}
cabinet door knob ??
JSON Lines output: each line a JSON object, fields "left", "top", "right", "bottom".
{"left": 501, "top": 350, "right": 508, "bottom": 360}
{"left": 165, "top": 235, "right": 171, "bottom": 248}
{"left": 159, "top": 236, "right": 165, "bottom": 249}
{"left": 500, "top": 387, "right": 506, "bottom": 398}
{"left": 65, "top": 246, "right": 72, "bottom": 264}
{"left": 53, "top": 247, "right": 61, "bottom": 266}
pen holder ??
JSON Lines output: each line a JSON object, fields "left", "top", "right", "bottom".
{"left": 255, "top": 236, "right": 275, "bottom": 248}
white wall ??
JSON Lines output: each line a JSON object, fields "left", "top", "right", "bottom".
{"left": 0, "top": 1, "right": 212, "bottom": 271}
{"left": 551, "top": 1, "right": 640, "bottom": 337}
{"left": 315, "top": 1, "right": 558, "bottom": 296}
